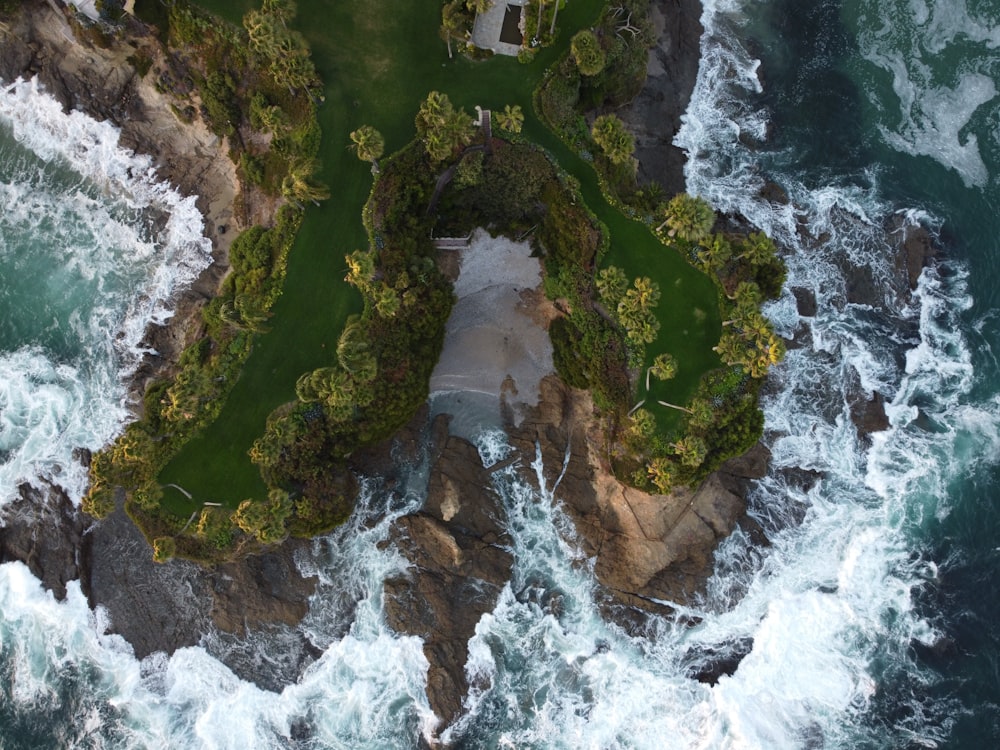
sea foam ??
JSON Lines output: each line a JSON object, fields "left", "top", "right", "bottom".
{"left": 0, "top": 77, "right": 212, "bottom": 506}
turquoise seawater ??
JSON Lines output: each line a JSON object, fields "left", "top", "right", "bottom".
{"left": 1, "top": 0, "right": 1000, "bottom": 747}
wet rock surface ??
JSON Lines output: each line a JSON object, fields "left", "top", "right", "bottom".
{"left": 619, "top": 0, "right": 704, "bottom": 197}
{"left": 382, "top": 416, "right": 514, "bottom": 729}
{"left": 80, "top": 497, "right": 318, "bottom": 686}
{"left": 0, "top": 483, "right": 87, "bottom": 600}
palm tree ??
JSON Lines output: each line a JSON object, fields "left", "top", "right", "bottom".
{"left": 262, "top": 0, "right": 297, "bottom": 22}
{"left": 647, "top": 456, "right": 675, "bottom": 494}
{"left": 722, "top": 282, "right": 763, "bottom": 326}
{"left": 495, "top": 104, "right": 525, "bottom": 134}
{"left": 656, "top": 193, "right": 715, "bottom": 242}
{"left": 649, "top": 352, "right": 677, "bottom": 381}
{"left": 695, "top": 232, "right": 732, "bottom": 272}
{"left": 467, "top": 0, "right": 492, "bottom": 14}
{"left": 440, "top": 0, "right": 470, "bottom": 59}
{"left": 281, "top": 159, "right": 329, "bottom": 205}
{"left": 349, "top": 125, "right": 385, "bottom": 170}
{"left": 596, "top": 265, "right": 628, "bottom": 307}
{"left": 591, "top": 114, "right": 634, "bottom": 165}
{"left": 571, "top": 30, "right": 606, "bottom": 76}
{"left": 671, "top": 435, "right": 707, "bottom": 469}
{"left": 244, "top": 10, "right": 280, "bottom": 58}
{"left": 344, "top": 249, "right": 375, "bottom": 290}
{"left": 736, "top": 231, "right": 778, "bottom": 266}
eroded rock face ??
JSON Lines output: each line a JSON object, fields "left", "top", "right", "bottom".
{"left": 382, "top": 418, "right": 514, "bottom": 730}
{"left": 508, "top": 377, "right": 769, "bottom": 616}
{"left": 618, "top": 0, "right": 704, "bottom": 197}
{"left": 0, "top": 483, "right": 87, "bottom": 600}
{"left": 78, "top": 498, "right": 319, "bottom": 688}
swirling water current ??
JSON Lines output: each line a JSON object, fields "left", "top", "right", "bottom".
{"left": 2, "top": 0, "right": 1000, "bottom": 746}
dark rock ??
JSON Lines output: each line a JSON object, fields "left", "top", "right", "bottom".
{"left": 792, "top": 286, "right": 818, "bottom": 317}
{"left": 759, "top": 180, "right": 790, "bottom": 205}
{"left": 80, "top": 499, "right": 212, "bottom": 656}
{"left": 382, "top": 418, "right": 514, "bottom": 732}
{"left": 685, "top": 637, "right": 755, "bottom": 685}
{"left": 618, "top": 0, "right": 704, "bottom": 196}
{"left": 888, "top": 213, "right": 938, "bottom": 291}
{"left": 0, "top": 483, "right": 86, "bottom": 600}
{"left": 74, "top": 498, "right": 318, "bottom": 686}
{"left": 849, "top": 389, "right": 890, "bottom": 436}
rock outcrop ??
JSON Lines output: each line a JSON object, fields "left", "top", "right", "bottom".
{"left": 79, "top": 500, "right": 317, "bottom": 662}
{"left": 382, "top": 416, "right": 514, "bottom": 729}
{"left": 507, "top": 377, "right": 769, "bottom": 614}
{"left": 0, "top": 483, "right": 87, "bottom": 601}
{"left": 619, "top": 0, "right": 704, "bottom": 197}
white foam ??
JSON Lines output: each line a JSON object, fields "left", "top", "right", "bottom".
{"left": 0, "top": 77, "right": 213, "bottom": 505}
{"left": 877, "top": 70, "right": 995, "bottom": 188}
{"left": 855, "top": 0, "right": 1000, "bottom": 188}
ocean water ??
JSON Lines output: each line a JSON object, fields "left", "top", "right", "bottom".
{"left": 2, "top": 0, "right": 1000, "bottom": 747}
{"left": 0, "top": 77, "right": 212, "bottom": 505}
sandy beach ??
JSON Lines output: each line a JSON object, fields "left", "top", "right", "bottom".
{"left": 430, "top": 230, "right": 556, "bottom": 426}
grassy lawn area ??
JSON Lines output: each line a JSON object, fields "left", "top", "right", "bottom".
{"left": 160, "top": 0, "right": 720, "bottom": 512}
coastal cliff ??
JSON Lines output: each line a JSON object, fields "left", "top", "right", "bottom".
{"left": 0, "top": 0, "right": 317, "bottom": 670}
{"left": 0, "top": 0, "right": 942, "bottom": 741}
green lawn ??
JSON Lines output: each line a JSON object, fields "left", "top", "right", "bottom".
{"left": 160, "top": 0, "right": 720, "bottom": 511}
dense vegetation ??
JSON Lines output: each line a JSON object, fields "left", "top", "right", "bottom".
{"left": 248, "top": 133, "right": 456, "bottom": 541}
{"left": 81, "top": 0, "right": 325, "bottom": 560}
{"left": 75, "top": 0, "right": 783, "bottom": 561}
{"left": 531, "top": 1, "right": 785, "bottom": 491}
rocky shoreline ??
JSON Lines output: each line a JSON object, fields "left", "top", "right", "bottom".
{"left": 0, "top": 0, "right": 765, "bottom": 733}
{"left": 0, "top": 0, "right": 315, "bottom": 674}
{"left": 0, "top": 0, "right": 944, "bottom": 742}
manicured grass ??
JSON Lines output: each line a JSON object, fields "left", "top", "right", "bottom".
{"left": 161, "top": 0, "right": 720, "bottom": 510}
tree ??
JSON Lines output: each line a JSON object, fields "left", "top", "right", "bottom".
{"left": 415, "top": 91, "right": 473, "bottom": 163}
{"left": 649, "top": 352, "right": 677, "bottom": 381}
{"left": 571, "top": 30, "right": 605, "bottom": 76}
{"left": 591, "top": 114, "right": 634, "bottom": 165}
{"left": 344, "top": 249, "right": 375, "bottom": 290}
{"left": 467, "top": 0, "right": 492, "bottom": 14}
{"left": 233, "top": 490, "right": 293, "bottom": 544}
{"left": 440, "top": 0, "right": 471, "bottom": 58}
{"left": 617, "top": 276, "right": 661, "bottom": 346}
{"left": 337, "top": 316, "right": 377, "bottom": 381}
{"left": 737, "top": 231, "right": 778, "bottom": 267}
{"left": 495, "top": 104, "right": 525, "bottom": 133}
{"left": 687, "top": 398, "right": 715, "bottom": 430}
{"left": 723, "top": 282, "right": 763, "bottom": 326}
{"left": 596, "top": 265, "right": 628, "bottom": 308}
{"left": 695, "top": 232, "right": 732, "bottom": 272}
{"left": 349, "top": 125, "right": 385, "bottom": 169}
{"left": 281, "top": 159, "right": 329, "bottom": 205}
{"left": 656, "top": 193, "right": 715, "bottom": 242}
{"left": 671, "top": 435, "right": 707, "bottom": 469}
{"left": 647, "top": 456, "right": 675, "bottom": 494}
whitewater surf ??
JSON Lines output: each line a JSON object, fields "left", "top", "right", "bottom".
{"left": 2, "top": 0, "right": 1000, "bottom": 747}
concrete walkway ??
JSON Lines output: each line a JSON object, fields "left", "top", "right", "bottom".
{"left": 471, "top": 0, "right": 526, "bottom": 56}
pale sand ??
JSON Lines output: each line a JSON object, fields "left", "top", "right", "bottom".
{"left": 430, "top": 230, "right": 556, "bottom": 426}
